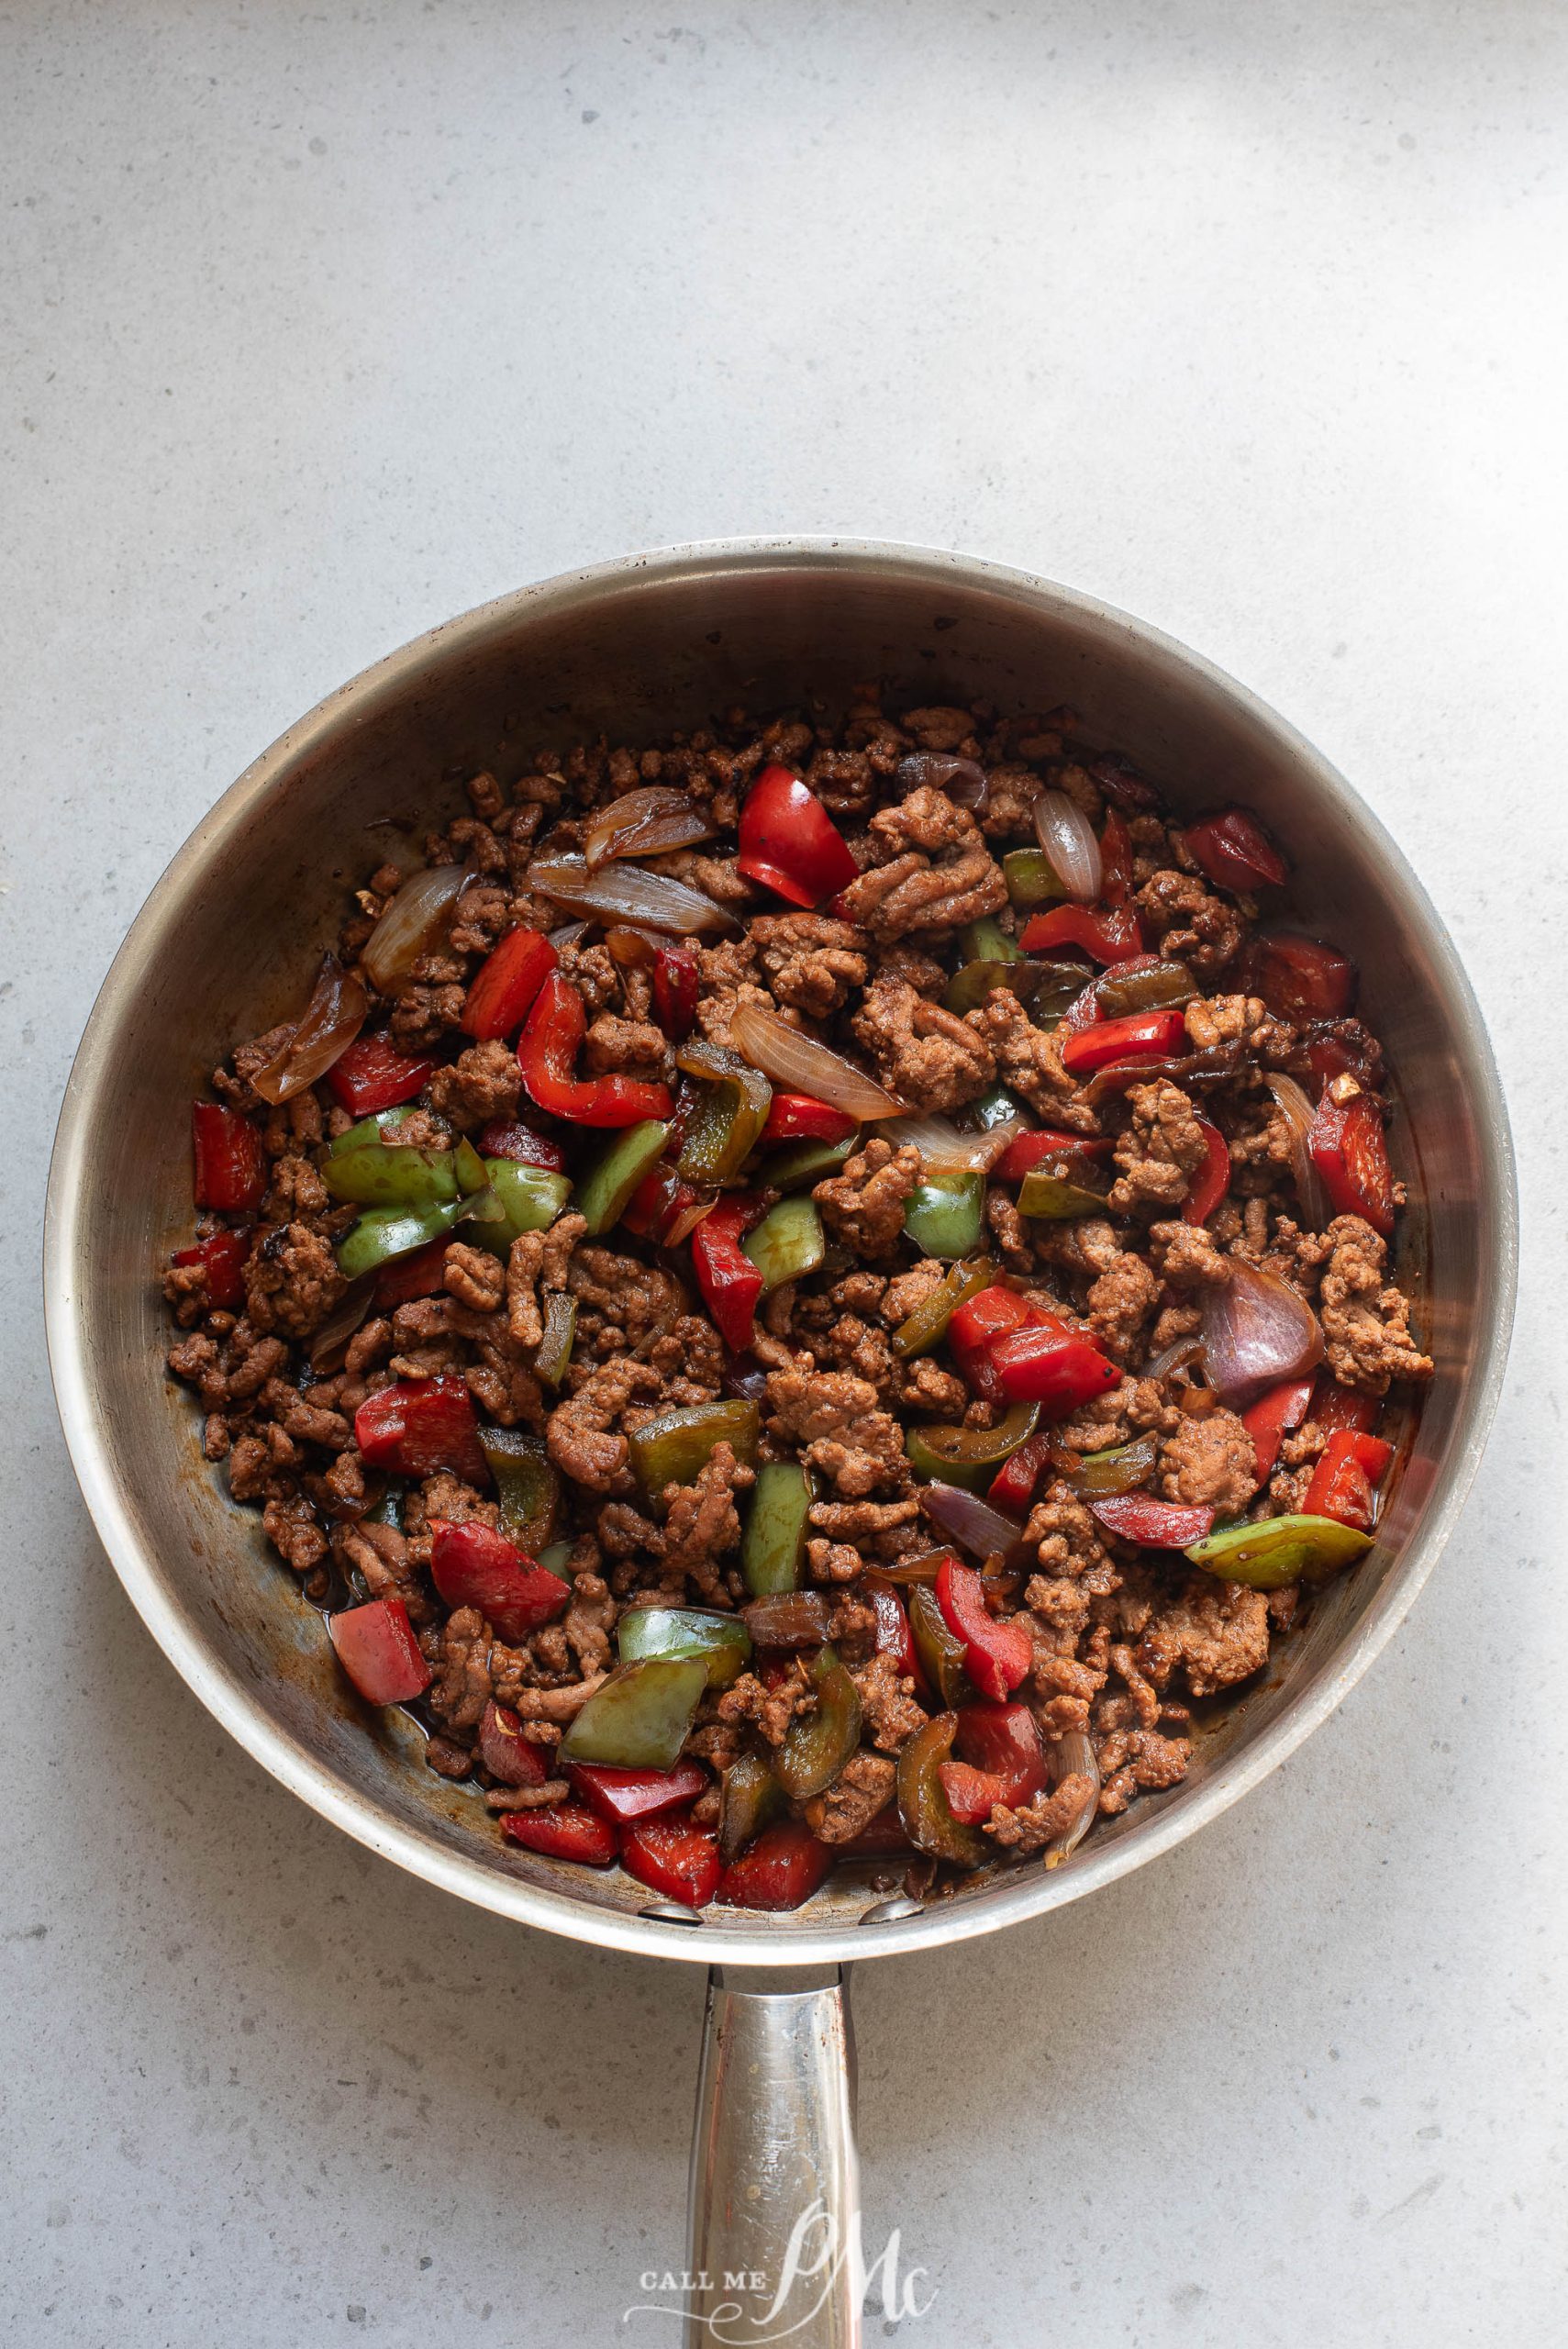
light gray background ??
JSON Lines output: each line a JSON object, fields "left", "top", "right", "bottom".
{"left": 4, "top": 4, "right": 1563, "bottom": 2343}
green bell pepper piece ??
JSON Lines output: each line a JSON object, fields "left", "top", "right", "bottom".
{"left": 906, "top": 1585, "right": 978, "bottom": 1709}
{"left": 742, "top": 1195, "right": 825, "bottom": 1290}
{"left": 674, "top": 1041, "right": 772, "bottom": 1184}
{"left": 890, "top": 1254, "right": 995, "bottom": 1359}
{"left": 532, "top": 1291, "right": 577, "bottom": 1388}
{"left": 1095, "top": 958, "right": 1198, "bottom": 1019}
{"left": 479, "top": 1426, "right": 561, "bottom": 1553}
{"left": 535, "top": 1539, "right": 576, "bottom": 1581}
{"left": 1186, "top": 1513, "right": 1373, "bottom": 1590}
{"left": 1063, "top": 1430, "right": 1160, "bottom": 1497}
{"left": 741, "top": 1461, "right": 814, "bottom": 1595}
{"left": 617, "top": 1604, "right": 753, "bottom": 1688}
{"left": 451, "top": 1134, "right": 489, "bottom": 1194}
{"left": 628, "top": 1398, "right": 761, "bottom": 1496}
{"left": 758, "top": 1133, "right": 858, "bottom": 1191}
{"left": 1018, "top": 1163, "right": 1113, "bottom": 1219}
{"left": 468, "top": 1159, "right": 573, "bottom": 1255}
{"left": 961, "top": 916, "right": 1023, "bottom": 964}
{"left": 327, "top": 1104, "right": 424, "bottom": 1157}
{"left": 335, "top": 1194, "right": 471, "bottom": 1278}
{"left": 904, "top": 1172, "right": 985, "bottom": 1260}
{"left": 718, "top": 1752, "right": 786, "bottom": 1863}
{"left": 558, "top": 1656, "right": 710, "bottom": 1770}
{"left": 1004, "top": 846, "right": 1067, "bottom": 907}
{"left": 896, "top": 1709, "right": 986, "bottom": 1866}
{"left": 773, "top": 1646, "right": 862, "bottom": 1800}
{"left": 575, "top": 1119, "right": 671, "bottom": 1237}
{"left": 945, "top": 956, "right": 1091, "bottom": 1019}
{"left": 322, "top": 1140, "right": 460, "bottom": 1208}
{"left": 906, "top": 1401, "right": 1041, "bottom": 1492}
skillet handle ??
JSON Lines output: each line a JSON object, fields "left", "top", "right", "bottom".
{"left": 686, "top": 1962, "right": 860, "bottom": 2348}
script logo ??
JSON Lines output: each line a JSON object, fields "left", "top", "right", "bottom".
{"left": 626, "top": 2197, "right": 934, "bottom": 2342}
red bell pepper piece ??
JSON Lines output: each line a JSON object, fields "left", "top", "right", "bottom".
{"left": 1307, "top": 1085, "right": 1396, "bottom": 1236}
{"left": 171, "top": 1227, "right": 250, "bottom": 1312}
{"left": 953, "top": 1700, "right": 1047, "bottom": 1808}
{"left": 373, "top": 1237, "right": 450, "bottom": 1308}
{"left": 1019, "top": 904, "right": 1145, "bottom": 964}
{"left": 989, "top": 1328, "right": 1120, "bottom": 1417}
{"left": 759, "top": 1092, "right": 860, "bottom": 1146}
{"left": 429, "top": 1520, "right": 570, "bottom": 1642}
{"left": 353, "top": 1376, "right": 489, "bottom": 1485}
{"left": 1306, "top": 1022, "right": 1383, "bottom": 1096}
{"left": 1060, "top": 1008, "right": 1188, "bottom": 1078}
{"left": 736, "top": 764, "right": 860, "bottom": 909}
{"left": 935, "top": 1556, "right": 1032, "bottom": 1700}
{"left": 621, "top": 1161, "right": 713, "bottom": 1247}
{"left": 1302, "top": 1428, "right": 1393, "bottom": 1532}
{"left": 1098, "top": 807, "right": 1135, "bottom": 906}
{"left": 473, "top": 1117, "right": 568, "bottom": 1172}
{"left": 1241, "top": 1374, "right": 1316, "bottom": 1484}
{"left": 517, "top": 972, "right": 675, "bottom": 1128}
{"left": 1089, "top": 1493, "right": 1216, "bottom": 1547}
{"left": 567, "top": 1760, "right": 710, "bottom": 1825}
{"left": 862, "top": 1574, "right": 925, "bottom": 1695}
{"left": 1311, "top": 1379, "right": 1379, "bottom": 1434}
{"left": 328, "top": 1597, "right": 431, "bottom": 1705}
{"left": 1251, "top": 933, "right": 1356, "bottom": 1023}
{"left": 499, "top": 1802, "right": 620, "bottom": 1866}
{"left": 948, "top": 1285, "right": 1053, "bottom": 1401}
{"left": 992, "top": 1129, "right": 1113, "bottom": 1185}
{"left": 1183, "top": 1117, "right": 1230, "bottom": 1225}
{"left": 937, "top": 1759, "right": 1012, "bottom": 1824}
{"left": 1181, "top": 807, "right": 1288, "bottom": 893}
{"left": 192, "top": 1101, "right": 268, "bottom": 1212}
{"left": 620, "top": 1812, "right": 723, "bottom": 1909}
{"left": 690, "top": 1195, "right": 766, "bottom": 1353}
{"left": 325, "top": 1034, "right": 436, "bottom": 1118}
{"left": 987, "top": 1428, "right": 1056, "bottom": 1514}
{"left": 717, "top": 1819, "right": 833, "bottom": 1910}
{"left": 461, "top": 925, "right": 556, "bottom": 1041}
{"left": 478, "top": 1699, "right": 550, "bottom": 1787}
{"left": 651, "top": 943, "right": 699, "bottom": 1041}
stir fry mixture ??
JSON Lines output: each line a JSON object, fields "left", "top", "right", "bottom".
{"left": 164, "top": 696, "right": 1432, "bottom": 1913}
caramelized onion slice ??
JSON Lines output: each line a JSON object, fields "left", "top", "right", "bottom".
{"left": 882, "top": 1113, "right": 1024, "bottom": 1176}
{"left": 307, "top": 1270, "right": 377, "bottom": 1373}
{"left": 918, "top": 1481, "right": 1031, "bottom": 1570}
{"left": 740, "top": 1591, "right": 833, "bottom": 1648}
{"left": 584, "top": 786, "right": 716, "bottom": 868}
{"left": 361, "top": 863, "right": 468, "bottom": 992}
{"left": 1264, "top": 1073, "right": 1333, "bottom": 1230}
{"left": 527, "top": 852, "right": 737, "bottom": 937}
{"left": 729, "top": 1002, "right": 905, "bottom": 1120}
{"left": 250, "top": 953, "right": 369, "bottom": 1103}
{"left": 1032, "top": 789, "right": 1103, "bottom": 903}
{"left": 1201, "top": 1261, "right": 1324, "bottom": 1409}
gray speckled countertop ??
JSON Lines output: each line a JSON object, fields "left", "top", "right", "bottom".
{"left": 4, "top": 4, "right": 1564, "bottom": 2342}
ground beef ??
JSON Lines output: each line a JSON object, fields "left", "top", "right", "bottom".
{"left": 1108, "top": 1080, "right": 1210, "bottom": 1213}
{"left": 814, "top": 1139, "right": 924, "bottom": 1258}
{"left": 165, "top": 697, "right": 1429, "bottom": 1912}
{"left": 850, "top": 977, "right": 995, "bottom": 1113}
{"left": 834, "top": 786, "right": 1006, "bottom": 940}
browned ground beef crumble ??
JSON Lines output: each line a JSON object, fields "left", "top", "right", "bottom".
{"left": 165, "top": 693, "right": 1431, "bottom": 1907}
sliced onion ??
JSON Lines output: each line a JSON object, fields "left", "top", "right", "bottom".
{"left": 307, "top": 1271, "right": 376, "bottom": 1374}
{"left": 361, "top": 864, "right": 468, "bottom": 991}
{"left": 527, "top": 852, "right": 737, "bottom": 937}
{"left": 250, "top": 953, "right": 369, "bottom": 1103}
{"left": 919, "top": 1481, "right": 1031, "bottom": 1569}
{"left": 584, "top": 785, "right": 716, "bottom": 868}
{"left": 729, "top": 1001, "right": 905, "bottom": 1119}
{"left": 548, "top": 919, "right": 590, "bottom": 952}
{"left": 1045, "top": 1731, "right": 1101, "bottom": 1863}
{"left": 1265, "top": 1073, "right": 1333, "bottom": 1230}
{"left": 882, "top": 1113, "right": 1021, "bottom": 1176}
{"left": 1032, "top": 789, "right": 1103, "bottom": 903}
{"left": 1142, "top": 1331, "right": 1206, "bottom": 1383}
{"left": 740, "top": 1591, "right": 832, "bottom": 1648}
{"left": 1200, "top": 1261, "right": 1323, "bottom": 1409}
{"left": 896, "top": 751, "right": 989, "bottom": 810}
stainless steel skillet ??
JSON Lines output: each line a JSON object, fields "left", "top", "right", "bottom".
{"left": 44, "top": 540, "right": 1517, "bottom": 2345}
